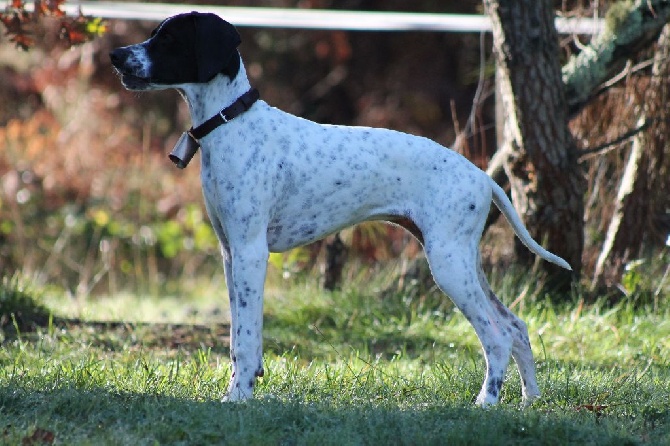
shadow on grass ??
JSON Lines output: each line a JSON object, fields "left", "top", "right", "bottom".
{"left": 3, "top": 311, "right": 459, "bottom": 362}
{"left": 1, "top": 317, "right": 231, "bottom": 355}
{"left": 1, "top": 384, "right": 660, "bottom": 445}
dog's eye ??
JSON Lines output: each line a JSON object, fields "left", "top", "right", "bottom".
{"left": 159, "top": 32, "right": 175, "bottom": 46}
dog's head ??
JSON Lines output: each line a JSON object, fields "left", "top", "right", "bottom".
{"left": 110, "top": 12, "right": 241, "bottom": 90}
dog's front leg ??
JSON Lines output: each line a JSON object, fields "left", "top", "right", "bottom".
{"left": 223, "top": 240, "right": 268, "bottom": 402}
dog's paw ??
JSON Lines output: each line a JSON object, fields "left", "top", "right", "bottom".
{"left": 521, "top": 392, "right": 541, "bottom": 408}
{"left": 222, "top": 379, "right": 254, "bottom": 402}
{"left": 475, "top": 390, "right": 500, "bottom": 408}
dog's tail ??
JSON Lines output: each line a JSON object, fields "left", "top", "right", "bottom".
{"left": 490, "top": 179, "right": 572, "bottom": 271}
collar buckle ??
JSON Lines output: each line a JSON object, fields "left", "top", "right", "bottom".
{"left": 189, "top": 87, "right": 259, "bottom": 141}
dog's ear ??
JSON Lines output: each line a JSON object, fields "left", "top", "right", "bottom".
{"left": 192, "top": 13, "right": 241, "bottom": 82}
{"left": 150, "top": 17, "right": 168, "bottom": 37}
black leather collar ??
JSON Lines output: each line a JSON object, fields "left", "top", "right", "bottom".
{"left": 189, "top": 88, "right": 260, "bottom": 140}
{"left": 168, "top": 88, "right": 260, "bottom": 169}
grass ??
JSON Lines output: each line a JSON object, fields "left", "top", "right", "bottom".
{"left": 1, "top": 271, "right": 669, "bottom": 445}
{"left": 0, "top": 275, "right": 51, "bottom": 333}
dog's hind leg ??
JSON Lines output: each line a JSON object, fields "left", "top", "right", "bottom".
{"left": 425, "top": 240, "right": 513, "bottom": 406}
{"left": 475, "top": 254, "right": 540, "bottom": 406}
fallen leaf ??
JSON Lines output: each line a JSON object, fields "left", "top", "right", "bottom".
{"left": 574, "top": 404, "right": 609, "bottom": 414}
{"left": 21, "top": 428, "right": 55, "bottom": 445}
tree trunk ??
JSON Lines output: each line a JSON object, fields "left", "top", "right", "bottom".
{"left": 322, "top": 233, "right": 348, "bottom": 291}
{"left": 592, "top": 24, "right": 670, "bottom": 289}
{"left": 484, "top": 0, "right": 584, "bottom": 291}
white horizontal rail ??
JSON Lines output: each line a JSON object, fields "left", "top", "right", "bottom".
{"left": 63, "top": 1, "right": 604, "bottom": 35}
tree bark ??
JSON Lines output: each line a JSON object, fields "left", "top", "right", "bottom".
{"left": 484, "top": 0, "right": 584, "bottom": 290}
{"left": 592, "top": 24, "right": 670, "bottom": 289}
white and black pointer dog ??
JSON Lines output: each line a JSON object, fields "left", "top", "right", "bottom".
{"left": 110, "top": 12, "right": 571, "bottom": 406}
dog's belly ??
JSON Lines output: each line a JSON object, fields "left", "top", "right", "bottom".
{"left": 266, "top": 214, "right": 423, "bottom": 252}
{"left": 266, "top": 209, "right": 403, "bottom": 252}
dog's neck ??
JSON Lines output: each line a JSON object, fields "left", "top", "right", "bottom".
{"left": 178, "top": 61, "right": 252, "bottom": 129}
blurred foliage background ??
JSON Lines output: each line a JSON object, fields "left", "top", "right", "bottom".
{"left": 0, "top": 0, "right": 668, "bottom": 301}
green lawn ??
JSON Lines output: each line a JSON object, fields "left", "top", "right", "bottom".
{"left": 1, "top": 275, "right": 669, "bottom": 445}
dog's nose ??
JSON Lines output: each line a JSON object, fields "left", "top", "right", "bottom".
{"left": 109, "top": 48, "right": 126, "bottom": 67}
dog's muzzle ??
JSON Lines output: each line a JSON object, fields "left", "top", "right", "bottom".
{"left": 110, "top": 48, "right": 151, "bottom": 90}
{"left": 119, "top": 73, "right": 151, "bottom": 90}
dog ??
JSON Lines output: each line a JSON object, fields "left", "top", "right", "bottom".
{"left": 110, "top": 12, "right": 571, "bottom": 406}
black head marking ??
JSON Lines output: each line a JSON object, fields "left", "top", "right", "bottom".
{"left": 192, "top": 12, "right": 241, "bottom": 82}
{"left": 145, "top": 11, "right": 241, "bottom": 84}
